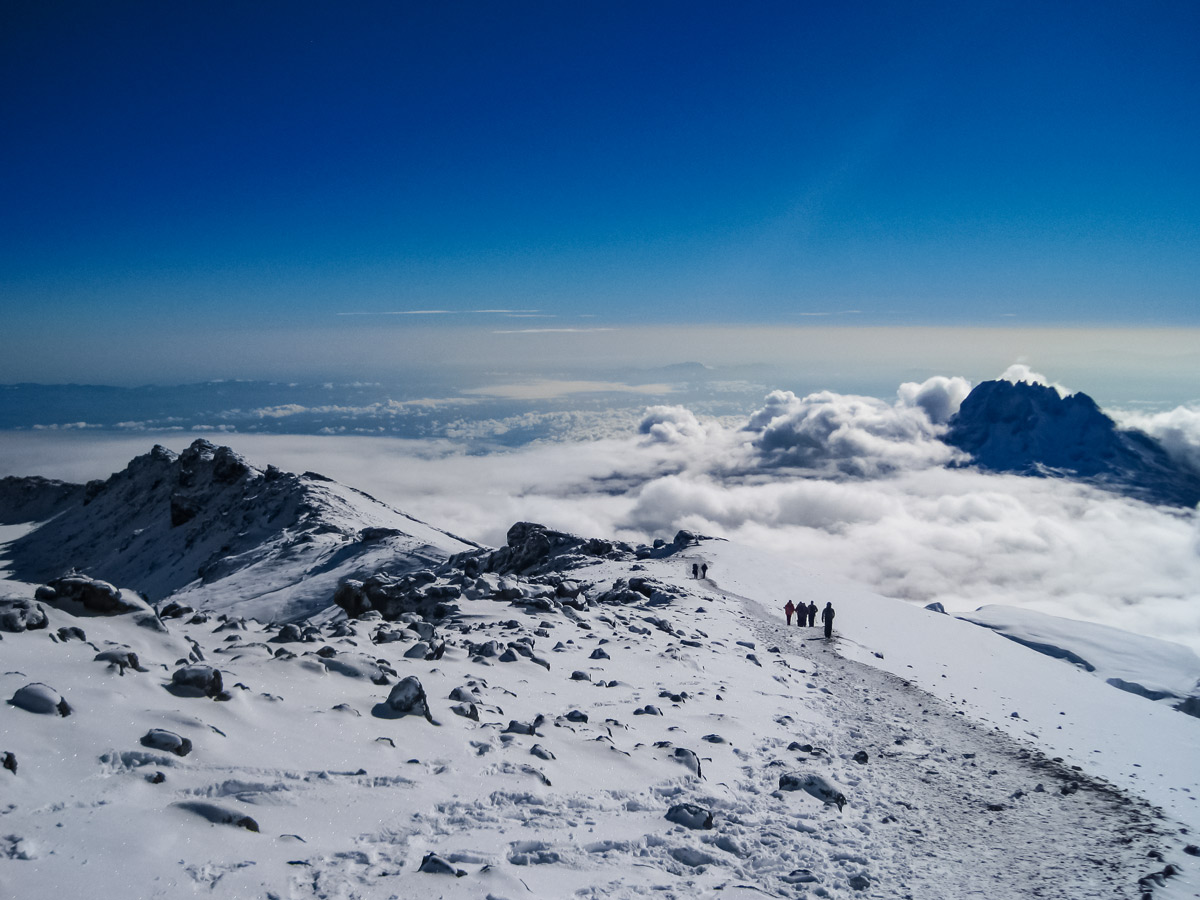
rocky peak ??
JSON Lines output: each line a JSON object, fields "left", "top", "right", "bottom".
{"left": 945, "top": 380, "right": 1200, "bottom": 507}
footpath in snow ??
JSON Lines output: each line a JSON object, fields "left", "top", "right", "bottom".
{"left": 1, "top": 533, "right": 1196, "bottom": 899}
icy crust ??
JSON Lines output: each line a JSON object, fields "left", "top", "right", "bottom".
{"left": 960, "top": 604, "right": 1200, "bottom": 716}
{"left": 4, "top": 439, "right": 477, "bottom": 621}
{"left": 1, "top": 534, "right": 1195, "bottom": 899}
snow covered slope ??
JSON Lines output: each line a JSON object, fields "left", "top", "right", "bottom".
{"left": 959, "top": 604, "right": 1200, "bottom": 715}
{"left": 1, "top": 525, "right": 1196, "bottom": 899}
{"left": 3, "top": 439, "right": 478, "bottom": 621}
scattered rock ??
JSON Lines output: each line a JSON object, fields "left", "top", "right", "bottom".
{"left": 672, "top": 747, "right": 702, "bottom": 777}
{"left": 853, "top": 750, "right": 869, "bottom": 764}
{"left": 665, "top": 803, "right": 714, "bottom": 830}
{"left": 140, "top": 729, "right": 193, "bottom": 757}
{"left": 418, "top": 852, "right": 466, "bottom": 876}
{"left": 95, "top": 648, "right": 149, "bottom": 675}
{"left": 0, "top": 598, "right": 48, "bottom": 633}
{"left": 169, "top": 665, "right": 226, "bottom": 699}
{"left": 8, "top": 683, "right": 71, "bottom": 716}
{"left": 779, "top": 772, "right": 847, "bottom": 811}
{"left": 2, "top": 752, "right": 15, "bottom": 774}
{"left": 377, "top": 676, "right": 434, "bottom": 722}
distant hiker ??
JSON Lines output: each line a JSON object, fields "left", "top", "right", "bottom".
{"left": 821, "top": 602, "right": 835, "bottom": 639}
{"left": 692, "top": 563, "right": 699, "bottom": 579}
{"left": 701, "top": 563, "right": 708, "bottom": 579}
{"left": 807, "top": 601, "right": 818, "bottom": 627}
{"left": 784, "top": 600, "right": 796, "bottom": 626}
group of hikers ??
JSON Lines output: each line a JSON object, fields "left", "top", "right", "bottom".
{"left": 785, "top": 599, "right": 836, "bottom": 639}
{"left": 687, "top": 558, "right": 834, "bottom": 638}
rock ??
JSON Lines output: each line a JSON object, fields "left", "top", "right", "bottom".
{"left": 0, "top": 598, "right": 48, "bottom": 632}
{"left": 589, "top": 648, "right": 610, "bottom": 660}
{"left": 169, "top": 665, "right": 225, "bottom": 699}
{"left": 275, "top": 623, "right": 304, "bottom": 642}
{"left": 9, "top": 683, "right": 71, "bottom": 716}
{"left": 530, "top": 744, "right": 555, "bottom": 761}
{"left": 848, "top": 873, "right": 871, "bottom": 891}
{"left": 924, "top": 602, "right": 946, "bottom": 613}
{"left": 37, "top": 573, "right": 155, "bottom": 618}
{"left": 570, "top": 670, "right": 591, "bottom": 681}
{"left": 380, "top": 676, "right": 434, "bottom": 722}
{"left": 634, "top": 705, "right": 661, "bottom": 716}
{"left": 853, "top": 750, "right": 869, "bottom": 764}
{"left": 448, "top": 686, "right": 479, "bottom": 703}
{"left": 564, "top": 709, "right": 589, "bottom": 723}
{"left": 450, "top": 702, "right": 479, "bottom": 721}
{"left": 159, "top": 601, "right": 195, "bottom": 619}
{"left": 141, "top": 728, "right": 193, "bottom": 757}
{"left": 779, "top": 772, "right": 846, "bottom": 811}
{"left": 404, "top": 641, "right": 432, "bottom": 659}
{"left": 672, "top": 747, "right": 702, "bottom": 777}
{"left": 57, "top": 625, "right": 87, "bottom": 642}
{"left": 418, "top": 852, "right": 465, "bottom": 877}
{"left": 701, "top": 733, "right": 726, "bottom": 743}
{"left": 665, "top": 803, "right": 714, "bottom": 830}
{"left": 95, "top": 648, "right": 149, "bottom": 674}
{"left": 503, "top": 720, "right": 540, "bottom": 736}
{"left": 2, "top": 752, "right": 16, "bottom": 774}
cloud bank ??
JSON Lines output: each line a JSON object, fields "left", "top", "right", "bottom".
{"left": 4, "top": 373, "right": 1199, "bottom": 654}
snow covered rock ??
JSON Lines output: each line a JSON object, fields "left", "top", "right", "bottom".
{"left": 0, "top": 598, "right": 48, "bottom": 632}
{"left": 9, "top": 683, "right": 71, "bottom": 716}
{"left": 378, "top": 675, "right": 434, "bottom": 722}
{"left": 665, "top": 803, "right": 714, "bottom": 829}
{"left": 140, "top": 729, "right": 193, "bottom": 757}
{"left": 94, "top": 648, "right": 148, "bottom": 674}
{"left": 169, "top": 665, "right": 226, "bottom": 699}
{"left": 779, "top": 772, "right": 847, "bottom": 811}
{"left": 417, "top": 852, "right": 465, "bottom": 876}
{"left": 36, "top": 573, "right": 152, "bottom": 617}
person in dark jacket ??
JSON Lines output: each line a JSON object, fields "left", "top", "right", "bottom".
{"left": 784, "top": 600, "right": 796, "bottom": 626}
{"left": 821, "top": 602, "right": 835, "bottom": 639}
{"left": 807, "top": 601, "right": 818, "bottom": 627}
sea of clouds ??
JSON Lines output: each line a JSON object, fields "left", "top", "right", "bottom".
{"left": 3, "top": 366, "right": 1199, "bottom": 653}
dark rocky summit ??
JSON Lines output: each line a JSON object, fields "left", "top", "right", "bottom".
{"left": 945, "top": 380, "right": 1200, "bottom": 507}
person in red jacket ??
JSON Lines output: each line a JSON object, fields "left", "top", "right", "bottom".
{"left": 784, "top": 600, "right": 796, "bottom": 626}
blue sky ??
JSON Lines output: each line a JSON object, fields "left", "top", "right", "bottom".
{"left": 2, "top": 1, "right": 1199, "bottom": 385}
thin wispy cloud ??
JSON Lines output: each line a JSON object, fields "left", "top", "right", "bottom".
{"left": 335, "top": 309, "right": 541, "bottom": 317}
{"left": 492, "top": 327, "right": 617, "bottom": 334}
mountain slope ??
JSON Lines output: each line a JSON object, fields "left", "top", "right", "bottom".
{"left": 944, "top": 379, "right": 1200, "bottom": 507}
{"left": 1, "top": 529, "right": 1194, "bottom": 899}
{"left": 4, "top": 439, "right": 478, "bottom": 621}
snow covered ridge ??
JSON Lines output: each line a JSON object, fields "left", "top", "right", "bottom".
{"left": 945, "top": 379, "right": 1200, "bottom": 508}
{"left": 957, "top": 605, "right": 1200, "bottom": 718}
{"left": 2, "top": 438, "right": 478, "bottom": 622}
{"left": 2, "top": 529, "right": 1197, "bottom": 898}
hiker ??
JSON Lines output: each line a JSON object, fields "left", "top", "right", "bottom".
{"left": 701, "top": 563, "right": 708, "bottom": 579}
{"left": 784, "top": 600, "right": 796, "bottom": 626}
{"left": 692, "top": 563, "right": 699, "bottom": 579}
{"left": 807, "top": 601, "right": 818, "bottom": 627}
{"left": 821, "top": 602, "right": 835, "bottom": 639}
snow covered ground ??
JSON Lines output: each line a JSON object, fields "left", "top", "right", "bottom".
{"left": 3, "top": 526, "right": 1197, "bottom": 898}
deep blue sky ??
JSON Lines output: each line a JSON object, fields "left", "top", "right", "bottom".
{"left": 2, "top": 1, "right": 1199, "bottom": 383}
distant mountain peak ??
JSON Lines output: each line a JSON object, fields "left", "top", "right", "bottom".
{"left": 6, "top": 439, "right": 476, "bottom": 620}
{"left": 945, "top": 379, "right": 1200, "bottom": 507}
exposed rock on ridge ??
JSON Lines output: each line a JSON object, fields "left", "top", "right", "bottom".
{"left": 944, "top": 380, "right": 1200, "bottom": 507}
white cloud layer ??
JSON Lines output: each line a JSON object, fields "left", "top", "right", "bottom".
{"left": 4, "top": 374, "right": 1200, "bottom": 654}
